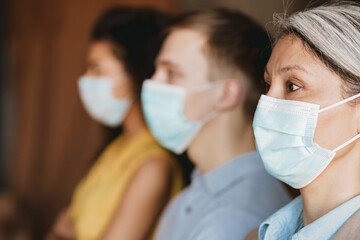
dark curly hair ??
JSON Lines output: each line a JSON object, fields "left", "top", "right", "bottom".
{"left": 91, "top": 7, "right": 171, "bottom": 98}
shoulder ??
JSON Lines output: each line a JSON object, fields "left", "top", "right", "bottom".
{"left": 157, "top": 185, "right": 187, "bottom": 221}
{"left": 234, "top": 156, "right": 290, "bottom": 213}
{"left": 138, "top": 132, "right": 178, "bottom": 170}
{"left": 216, "top": 170, "right": 289, "bottom": 221}
{"left": 189, "top": 206, "right": 263, "bottom": 240}
{"left": 231, "top": 153, "right": 284, "bottom": 193}
{"left": 118, "top": 155, "right": 177, "bottom": 204}
{"left": 132, "top": 157, "right": 174, "bottom": 188}
{"left": 118, "top": 157, "right": 175, "bottom": 212}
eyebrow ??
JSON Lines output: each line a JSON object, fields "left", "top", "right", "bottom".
{"left": 280, "top": 65, "right": 308, "bottom": 73}
{"left": 86, "top": 60, "right": 99, "bottom": 67}
{"left": 264, "top": 65, "right": 308, "bottom": 76}
{"left": 156, "top": 58, "right": 183, "bottom": 72}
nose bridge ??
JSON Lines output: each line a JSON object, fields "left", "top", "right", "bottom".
{"left": 84, "top": 68, "right": 95, "bottom": 77}
{"left": 150, "top": 67, "right": 165, "bottom": 83}
{"left": 266, "top": 76, "right": 285, "bottom": 99}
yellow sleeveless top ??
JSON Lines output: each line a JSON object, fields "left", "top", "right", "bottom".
{"left": 70, "top": 128, "right": 184, "bottom": 240}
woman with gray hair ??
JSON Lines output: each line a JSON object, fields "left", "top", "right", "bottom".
{"left": 245, "top": 1, "right": 360, "bottom": 240}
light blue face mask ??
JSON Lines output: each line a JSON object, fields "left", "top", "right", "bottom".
{"left": 141, "top": 79, "right": 219, "bottom": 154}
{"left": 253, "top": 93, "right": 360, "bottom": 189}
{"left": 78, "top": 76, "right": 132, "bottom": 127}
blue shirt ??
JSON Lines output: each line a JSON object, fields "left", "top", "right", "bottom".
{"left": 155, "top": 152, "right": 290, "bottom": 240}
{"left": 259, "top": 195, "right": 360, "bottom": 240}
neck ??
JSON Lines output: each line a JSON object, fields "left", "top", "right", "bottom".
{"left": 300, "top": 145, "right": 360, "bottom": 226}
{"left": 122, "top": 100, "right": 146, "bottom": 137}
{"left": 188, "top": 112, "right": 256, "bottom": 174}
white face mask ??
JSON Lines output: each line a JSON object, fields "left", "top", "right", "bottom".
{"left": 141, "top": 80, "right": 219, "bottom": 154}
{"left": 253, "top": 93, "right": 360, "bottom": 189}
{"left": 78, "top": 76, "right": 132, "bottom": 127}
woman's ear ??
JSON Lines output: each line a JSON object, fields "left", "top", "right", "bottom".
{"left": 357, "top": 99, "right": 360, "bottom": 134}
{"left": 215, "top": 79, "right": 241, "bottom": 111}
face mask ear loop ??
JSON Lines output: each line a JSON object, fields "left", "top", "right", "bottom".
{"left": 321, "top": 92, "right": 360, "bottom": 154}
{"left": 185, "top": 80, "right": 223, "bottom": 124}
{"left": 331, "top": 133, "right": 360, "bottom": 154}
{"left": 202, "top": 110, "right": 219, "bottom": 124}
{"left": 187, "top": 80, "right": 224, "bottom": 93}
{"left": 319, "top": 92, "right": 360, "bottom": 113}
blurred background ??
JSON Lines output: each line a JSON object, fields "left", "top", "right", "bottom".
{"left": 0, "top": 0, "right": 329, "bottom": 238}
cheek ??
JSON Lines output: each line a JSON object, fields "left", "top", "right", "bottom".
{"left": 314, "top": 107, "right": 356, "bottom": 150}
{"left": 112, "top": 81, "right": 133, "bottom": 99}
{"left": 183, "top": 89, "right": 217, "bottom": 121}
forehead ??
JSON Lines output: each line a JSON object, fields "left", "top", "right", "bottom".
{"left": 266, "top": 35, "right": 343, "bottom": 81}
{"left": 86, "top": 40, "right": 128, "bottom": 72}
{"left": 268, "top": 36, "right": 318, "bottom": 70}
{"left": 88, "top": 41, "right": 115, "bottom": 57}
{"left": 267, "top": 35, "right": 344, "bottom": 96}
{"left": 157, "top": 28, "right": 209, "bottom": 69}
{"left": 87, "top": 41, "right": 125, "bottom": 64}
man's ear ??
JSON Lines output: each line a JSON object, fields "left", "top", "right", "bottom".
{"left": 215, "top": 79, "right": 241, "bottom": 111}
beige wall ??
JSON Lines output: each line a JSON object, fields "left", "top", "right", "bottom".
{"left": 179, "top": 0, "right": 309, "bottom": 26}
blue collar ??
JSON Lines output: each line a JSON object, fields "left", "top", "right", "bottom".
{"left": 259, "top": 195, "right": 360, "bottom": 240}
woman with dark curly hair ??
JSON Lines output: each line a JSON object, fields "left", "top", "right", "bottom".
{"left": 47, "top": 7, "right": 184, "bottom": 240}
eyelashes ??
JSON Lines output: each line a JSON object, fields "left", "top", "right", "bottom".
{"left": 286, "top": 81, "right": 301, "bottom": 93}
{"left": 265, "top": 81, "right": 270, "bottom": 93}
{"left": 263, "top": 80, "right": 302, "bottom": 93}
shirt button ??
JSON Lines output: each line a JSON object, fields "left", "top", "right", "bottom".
{"left": 185, "top": 206, "right": 192, "bottom": 214}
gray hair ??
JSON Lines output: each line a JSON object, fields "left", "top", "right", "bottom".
{"left": 273, "top": 1, "right": 360, "bottom": 95}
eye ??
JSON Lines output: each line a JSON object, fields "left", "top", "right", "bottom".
{"left": 168, "top": 69, "right": 179, "bottom": 82}
{"left": 264, "top": 81, "right": 271, "bottom": 93}
{"left": 286, "top": 81, "right": 300, "bottom": 93}
{"left": 91, "top": 64, "right": 103, "bottom": 76}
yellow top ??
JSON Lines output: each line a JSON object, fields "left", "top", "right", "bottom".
{"left": 70, "top": 128, "right": 184, "bottom": 240}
